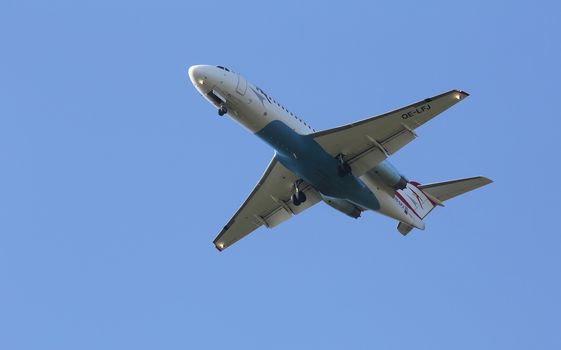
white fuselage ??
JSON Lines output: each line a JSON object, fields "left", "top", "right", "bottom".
{"left": 188, "top": 65, "right": 431, "bottom": 230}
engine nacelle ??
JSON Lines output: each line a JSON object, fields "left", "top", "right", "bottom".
{"left": 320, "top": 193, "right": 362, "bottom": 219}
{"left": 368, "top": 161, "right": 408, "bottom": 190}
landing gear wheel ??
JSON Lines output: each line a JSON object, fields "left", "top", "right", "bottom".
{"left": 291, "top": 193, "right": 301, "bottom": 206}
{"left": 218, "top": 105, "right": 227, "bottom": 116}
{"left": 337, "top": 166, "right": 346, "bottom": 177}
{"left": 297, "top": 190, "right": 306, "bottom": 203}
{"left": 337, "top": 164, "right": 350, "bottom": 177}
{"left": 336, "top": 154, "right": 352, "bottom": 177}
{"left": 337, "top": 162, "right": 352, "bottom": 177}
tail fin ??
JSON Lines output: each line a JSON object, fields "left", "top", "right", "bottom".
{"left": 396, "top": 176, "right": 492, "bottom": 235}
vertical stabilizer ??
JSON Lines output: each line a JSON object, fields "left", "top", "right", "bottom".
{"left": 395, "top": 182, "right": 436, "bottom": 220}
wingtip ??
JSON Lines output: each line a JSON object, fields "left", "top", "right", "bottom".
{"left": 452, "top": 90, "right": 470, "bottom": 100}
{"left": 214, "top": 242, "right": 225, "bottom": 252}
{"left": 479, "top": 176, "right": 493, "bottom": 185}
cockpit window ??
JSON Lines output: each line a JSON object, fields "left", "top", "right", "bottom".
{"left": 216, "top": 66, "right": 230, "bottom": 72}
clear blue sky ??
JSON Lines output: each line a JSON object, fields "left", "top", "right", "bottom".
{"left": 1, "top": 1, "right": 560, "bottom": 349}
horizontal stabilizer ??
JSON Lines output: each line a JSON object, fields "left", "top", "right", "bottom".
{"left": 419, "top": 176, "right": 492, "bottom": 203}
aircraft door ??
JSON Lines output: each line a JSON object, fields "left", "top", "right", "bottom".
{"left": 236, "top": 74, "right": 247, "bottom": 95}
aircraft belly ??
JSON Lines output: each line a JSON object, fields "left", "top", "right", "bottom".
{"left": 256, "top": 120, "right": 380, "bottom": 211}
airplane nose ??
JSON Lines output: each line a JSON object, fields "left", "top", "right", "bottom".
{"left": 188, "top": 65, "right": 207, "bottom": 87}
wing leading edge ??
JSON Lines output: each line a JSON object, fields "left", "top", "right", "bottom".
{"left": 312, "top": 90, "right": 469, "bottom": 177}
{"left": 213, "top": 157, "right": 320, "bottom": 251}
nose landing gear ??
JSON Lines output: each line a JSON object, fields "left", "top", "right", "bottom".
{"left": 291, "top": 180, "right": 307, "bottom": 206}
{"left": 218, "top": 105, "right": 228, "bottom": 116}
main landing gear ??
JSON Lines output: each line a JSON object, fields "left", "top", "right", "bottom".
{"left": 337, "top": 154, "right": 352, "bottom": 177}
{"left": 218, "top": 105, "right": 228, "bottom": 116}
{"left": 291, "top": 180, "right": 307, "bottom": 206}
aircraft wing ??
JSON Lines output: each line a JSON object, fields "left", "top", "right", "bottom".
{"left": 312, "top": 90, "right": 469, "bottom": 177}
{"left": 213, "top": 157, "right": 321, "bottom": 251}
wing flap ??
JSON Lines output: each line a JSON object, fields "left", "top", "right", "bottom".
{"left": 262, "top": 206, "right": 292, "bottom": 228}
{"left": 346, "top": 146, "right": 387, "bottom": 179}
{"left": 381, "top": 125, "right": 417, "bottom": 154}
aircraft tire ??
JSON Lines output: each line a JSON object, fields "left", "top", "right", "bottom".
{"left": 337, "top": 166, "right": 346, "bottom": 177}
{"left": 337, "top": 163, "right": 352, "bottom": 177}
{"left": 291, "top": 193, "right": 301, "bottom": 206}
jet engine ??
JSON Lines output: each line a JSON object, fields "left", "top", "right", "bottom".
{"left": 320, "top": 193, "right": 362, "bottom": 219}
{"left": 368, "top": 161, "right": 408, "bottom": 190}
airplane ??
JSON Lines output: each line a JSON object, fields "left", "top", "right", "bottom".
{"left": 188, "top": 64, "right": 492, "bottom": 251}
